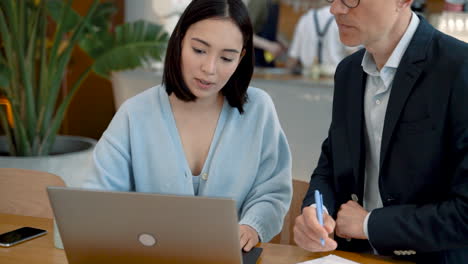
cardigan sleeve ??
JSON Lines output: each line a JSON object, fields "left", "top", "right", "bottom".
{"left": 238, "top": 92, "right": 293, "bottom": 242}
{"left": 82, "top": 102, "right": 133, "bottom": 191}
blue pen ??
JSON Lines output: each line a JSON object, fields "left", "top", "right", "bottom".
{"left": 315, "top": 190, "right": 325, "bottom": 246}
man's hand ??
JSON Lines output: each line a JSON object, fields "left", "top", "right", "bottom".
{"left": 294, "top": 206, "right": 338, "bottom": 252}
{"left": 335, "top": 201, "right": 368, "bottom": 240}
{"left": 266, "top": 41, "right": 286, "bottom": 58}
{"left": 239, "top": 225, "right": 259, "bottom": 252}
{"left": 253, "top": 35, "right": 286, "bottom": 58}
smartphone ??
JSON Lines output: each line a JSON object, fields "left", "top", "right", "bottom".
{"left": 0, "top": 227, "right": 48, "bottom": 247}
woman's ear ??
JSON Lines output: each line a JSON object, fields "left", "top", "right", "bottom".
{"left": 239, "top": 49, "right": 246, "bottom": 62}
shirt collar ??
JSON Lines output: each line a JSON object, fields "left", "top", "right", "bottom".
{"left": 385, "top": 12, "right": 420, "bottom": 68}
{"left": 361, "top": 12, "right": 420, "bottom": 85}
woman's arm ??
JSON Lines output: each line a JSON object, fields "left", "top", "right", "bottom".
{"left": 238, "top": 92, "right": 293, "bottom": 242}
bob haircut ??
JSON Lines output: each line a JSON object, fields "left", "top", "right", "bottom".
{"left": 162, "top": 0, "right": 254, "bottom": 114}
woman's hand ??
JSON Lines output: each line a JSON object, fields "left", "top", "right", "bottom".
{"left": 239, "top": 224, "right": 259, "bottom": 252}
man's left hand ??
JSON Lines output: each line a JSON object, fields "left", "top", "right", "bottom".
{"left": 335, "top": 201, "right": 368, "bottom": 240}
{"left": 239, "top": 224, "right": 259, "bottom": 252}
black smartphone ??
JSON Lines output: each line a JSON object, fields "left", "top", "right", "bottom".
{"left": 0, "top": 227, "right": 48, "bottom": 247}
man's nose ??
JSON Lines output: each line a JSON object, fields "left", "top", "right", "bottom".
{"left": 330, "top": 0, "right": 350, "bottom": 16}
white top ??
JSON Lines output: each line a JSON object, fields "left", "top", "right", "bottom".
{"left": 288, "top": 6, "right": 353, "bottom": 71}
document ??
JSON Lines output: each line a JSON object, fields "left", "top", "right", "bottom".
{"left": 297, "top": 254, "right": 361, "bottom": 264}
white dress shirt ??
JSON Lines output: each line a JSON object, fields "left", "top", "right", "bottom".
{"left": 288, "top": 6, "right": 353, "bottom": 71}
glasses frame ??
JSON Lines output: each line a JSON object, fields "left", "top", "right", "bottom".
{"left": 326, "top": 0, "right": 361, "bottom": 9}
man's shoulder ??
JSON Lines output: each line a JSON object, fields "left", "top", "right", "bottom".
{"left": 414, "top": 19, "right": 468, "bottom": 62}
{"left": 432, "top": 30, "right": 468, "bottom": 61}
{"left": 317, "top": 5, "right": 332, "bottom": 16}
{"left": 297, "top": 9, "right": 315, "bottom": 27}
{"left": 302, "top": 6, "right": 333, "bottom": 21}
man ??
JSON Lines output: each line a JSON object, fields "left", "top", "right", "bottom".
{"left": 294, "top": 0, "right": 468, "bottom": 263}
{"left": 287, "top": 1, "right": 354, "bottom": 75}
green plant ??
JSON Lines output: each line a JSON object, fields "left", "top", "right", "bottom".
{"left": 0, "top": 0, "right": 168, "bottom": 156}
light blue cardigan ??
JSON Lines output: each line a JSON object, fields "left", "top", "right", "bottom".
{"left": 82, "top": 85, "right": 292, "bottom": 242}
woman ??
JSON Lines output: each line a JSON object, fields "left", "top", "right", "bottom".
{"left": 83, "top": 0, "right": 292, "bottom": 251}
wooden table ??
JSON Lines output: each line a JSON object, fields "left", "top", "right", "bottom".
{"left": 0, "top": 213, "right": 413, "bottom": 264}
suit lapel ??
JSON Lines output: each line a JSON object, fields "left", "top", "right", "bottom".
{"left": 380, "top": 18, "right": 434, "bottom": 169}
{"left": 347, "top": 57, "right": 366, "bottom": 196}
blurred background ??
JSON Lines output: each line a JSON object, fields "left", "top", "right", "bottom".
{"left": 1, "top": 0, "right": 467, "bottom": 182}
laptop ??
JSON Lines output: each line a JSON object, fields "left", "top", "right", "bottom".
{"left": 47, "top": 187, "right": 262, "bottom": 264}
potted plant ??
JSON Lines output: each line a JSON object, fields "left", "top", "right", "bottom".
{"left": 0, "top": 0, "right": 168, "bottom": 185}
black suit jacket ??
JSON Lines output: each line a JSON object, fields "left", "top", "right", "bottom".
{"left": 303, "top": 17, "right": 468, "bottom": 263}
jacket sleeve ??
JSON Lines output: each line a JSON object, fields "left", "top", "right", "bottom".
{"left": 238, "top": 95, "right": 293, "bottom": 242}
{"left": 300, "top": 53, "right": 359, "bottom": 216}
{"left": 368, "top": 61, "right": 468, "bottom": 255}
{"left": 301, "top": 55, "right": 355, "bottom": 217}
{"left": 302, "top": 130, "right": 338, "bottom": 216}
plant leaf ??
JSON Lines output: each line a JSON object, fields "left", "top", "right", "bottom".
{"left": 45, "top": 0, "right": 81, "bottom": 33}
{"left": 79, "top": 29, "right": 114, "bottom": 59}
{"left": 87, "top": 20, "right": 169, "bottom": 78}
{"left": 0, "top": 63, "right": 10, "bottom": 89}
{"left": 88, "top": 2, "right": 117, "bottom": 33}
{"left": 46, "top": 0, "right": 116, "bottom": 35}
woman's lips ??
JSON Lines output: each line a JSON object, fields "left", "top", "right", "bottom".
{"left": 195, "top": 78, "right": 214, "bottom": 89}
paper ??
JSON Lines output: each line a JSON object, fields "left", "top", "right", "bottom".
{"left": 297, "top": 254, "right": 361, "bottom": 264}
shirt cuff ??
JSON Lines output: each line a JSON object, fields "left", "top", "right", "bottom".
{"left": 363, "top": 211, "right": 371, "bottom": 239}
{"left": 364, "top": 210, "right": 380, "bottom": 254}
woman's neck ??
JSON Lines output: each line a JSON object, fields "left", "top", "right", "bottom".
{"left": 169, "top": 92, "right": 224, "bottom": 114}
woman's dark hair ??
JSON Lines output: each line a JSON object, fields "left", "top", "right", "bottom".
{"left": 162, "top": 0, "right": 254, "bottom": 114}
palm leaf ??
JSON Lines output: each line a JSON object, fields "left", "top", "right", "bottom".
{"left": 88, "top": 2, "right": 117, "bottom": 33}
{"left": 82, "top": 20, "right": 169, "bottom": 78}
{"left": 0, "top": 63, "right": 10, "bottom": 89}
{"left": 46, "top": 0, "right": 116, "bottom": 35}
{"left": 0, "top": 0, "right": 168, "bottom": 156}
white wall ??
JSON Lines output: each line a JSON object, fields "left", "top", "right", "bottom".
{"left": 125, "top": 0, "right": 191, "bottom": 34}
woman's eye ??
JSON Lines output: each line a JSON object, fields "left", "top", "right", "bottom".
{"left": 221, "top": 57, "right": 234, "bottom": 62}
{"left": 192, "top": 47, "right": 205, "bottom": 54}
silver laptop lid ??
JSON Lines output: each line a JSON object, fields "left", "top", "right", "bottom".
{"left": 47, "top": 187, "right": 242, "bottom": 264}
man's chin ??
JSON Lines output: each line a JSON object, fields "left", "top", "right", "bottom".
{"left": 340, "top": 37, "right": 361, "bottom": 48}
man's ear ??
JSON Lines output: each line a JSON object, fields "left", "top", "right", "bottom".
{"left": 398, "top": 0, "right": 413, "bottom": 8}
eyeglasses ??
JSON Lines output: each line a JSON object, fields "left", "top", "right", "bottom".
{"left": 326, "top": 0, "right": 360, "bottom": 9}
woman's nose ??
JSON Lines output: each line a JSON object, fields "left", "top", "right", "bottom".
{"left": 201, "top": 56, "right": 216, "bottom": 75}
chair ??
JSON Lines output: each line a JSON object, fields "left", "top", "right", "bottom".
{"left": 270, "top": 179, "right": 309, "bottom": 245}
{"left": 0, "top": 168, "right": 65, "bottom": 219}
